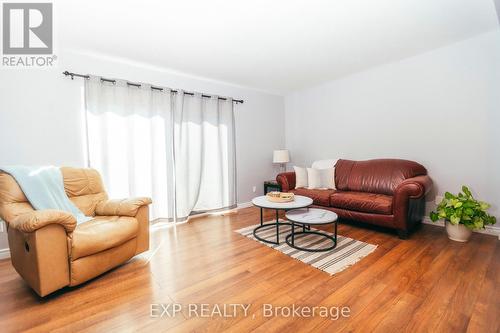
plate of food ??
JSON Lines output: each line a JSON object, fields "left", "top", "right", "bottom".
{"left": 266, "top": 191, "right": 295, "bottom": 203}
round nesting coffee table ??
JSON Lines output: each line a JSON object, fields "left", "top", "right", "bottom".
{"left": 285, "top": 208, "right": 338, "bottom": 252}
{"left": 251, "top": 195, "right": 313, "bottom": 245}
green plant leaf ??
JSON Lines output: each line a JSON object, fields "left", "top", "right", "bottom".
{"left": 445, "top": 192, "right": 454, "bottom": 200}
{"left": 463, "top": 220, "right": 474, "bottom": 229}
{"left": 463, "top": 201, "right": 475, "bottom": 208}
{"left": 490, "top": 216, "right": 497, "bottom": 225}
{"left": 473, "top": 217, "right": 484, "bottom": 229}
{"left": 445, "top": 207, "right": 455, "bottom": 216}
{"left": 479, "top": 201, "right": 490, "bottom": 210}
{"left": 464, "top": 208, "right": 474, "bottom": 216}
{"left": 430, "top": 212, "right": 439, "bottom": 222}
{"left": 450, "top": 215, "right": 460, "bottom": 224}
{"left": 462, "top": 185, "right": 472, "bottom": 197}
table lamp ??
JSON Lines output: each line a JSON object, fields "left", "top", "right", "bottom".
{"left": 273, "top": 149, "right": 290, "bottom": 173}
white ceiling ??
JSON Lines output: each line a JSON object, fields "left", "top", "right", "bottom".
{"left": 59, "top": 0, "right": 499, "bottom": 94}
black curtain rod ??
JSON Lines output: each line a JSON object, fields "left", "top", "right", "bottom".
{"left": 62, "top": 71, "right": 244, "bottom": 104}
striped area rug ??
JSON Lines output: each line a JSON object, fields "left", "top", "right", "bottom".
{"left": 235, "top": 221, "right": 377, "bottom": 275}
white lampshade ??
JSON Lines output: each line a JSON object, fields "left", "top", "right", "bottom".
{"left": 273, "top": 149, "right": 290, "bottom": 163}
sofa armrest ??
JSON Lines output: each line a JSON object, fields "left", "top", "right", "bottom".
{"left": 95, "top": 197, "right": 152, "bottom": 217}
{"left": 10, "top": 210, "right": 77, "bottom": 233}
{"left": 394, "top": 175, "right": 433, "bottom": 200}
{"left": 276, "top": 172, "right": 296, "bottom": 192}
{"left": 393, "top": 175, "right": 433, "bottom": 232}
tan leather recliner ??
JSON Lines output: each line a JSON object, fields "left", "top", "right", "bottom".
{"left": 0, "top": 167, "right": 152, "bottom": 297}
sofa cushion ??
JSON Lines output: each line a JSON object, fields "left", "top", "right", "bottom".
{"left": 290, "top": 188, "right": 336, "bottom": 206}
{"left": 330, "top": 191, "right": 393, "bottom": 215}
{"left": 71, "top": 216, "right": 138, "bottom": 260}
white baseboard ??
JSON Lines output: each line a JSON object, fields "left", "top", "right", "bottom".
{"left": 0, "top": 248, "right": 10, "bottom": 260}
{"left": 237, "top": 201, "right": 253, "bottom": 209}
{"left": 422, "top": 217, "right": 500, "bottom": 239}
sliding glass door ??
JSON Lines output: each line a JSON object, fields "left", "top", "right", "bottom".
{"left": 85, "top": 77, "right": 236, "bottom": 222}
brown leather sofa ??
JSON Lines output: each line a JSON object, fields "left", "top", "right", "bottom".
{"left": 277, "top": 159, "right": 432, "bottom": 238}
{"left": 0, "top": 167, "right": 152, "bottom": 296}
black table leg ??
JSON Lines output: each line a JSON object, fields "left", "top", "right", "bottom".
{"left": 276, "top": 209, "right": 279, "bottom": 244}
{"left": 334, "top": 219, "right": 338, "bottom": 244}
{"left": 252, "top": 207, "right": 294, "bottom": 246}
{"left": 285, "top": 221, "right": 338, "bottom": 252}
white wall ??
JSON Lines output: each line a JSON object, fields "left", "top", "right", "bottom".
{"left": 0, "top": 50, "right": 285, "bottom": 250}
{"left": 285, "top": 30, "right": 500, "bottom": 219}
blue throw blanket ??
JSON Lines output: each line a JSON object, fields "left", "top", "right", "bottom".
{"left": 0, "top": 166, "right": 91, "bottom": 224}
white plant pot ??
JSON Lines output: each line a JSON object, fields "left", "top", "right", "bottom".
{"left": 445, "top": 221, "right": 472, "bottom": 242}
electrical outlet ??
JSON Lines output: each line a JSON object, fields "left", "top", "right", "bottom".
{"left": 435, "top": 195, "right": 443, "bottom": 205}
{"left": 252, "top": 186, "right": 256, "bottom": 193}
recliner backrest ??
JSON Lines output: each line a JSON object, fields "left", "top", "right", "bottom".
{"left": 0, "top": 167, "right": 107, "bottom": 223}
{"left": 61, "top": 167, "right": 108, "bottom": 216}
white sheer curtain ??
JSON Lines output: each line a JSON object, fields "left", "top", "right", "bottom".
{"left": 173, "top": 92, "right": 236, "bottom": 219}
{"left": 84, "top": 77, "right": 236, "bottom": 222}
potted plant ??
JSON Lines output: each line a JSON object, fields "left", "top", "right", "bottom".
{"left": 430, "top": 186, "right": 496, "bottom": 242}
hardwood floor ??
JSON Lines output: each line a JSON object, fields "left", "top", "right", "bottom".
{"left": 0, "top": 207, "right": 498, "bottom": 333}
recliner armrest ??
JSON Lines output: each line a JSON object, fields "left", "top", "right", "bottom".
{"left": 276, "top": 172, "right": 296, "bottom": 192}
{"left": 95, "top": 197, "right": 152, "bottom": 217}
{"left": 10, "top": 209, "right": 77, "bottom": 233}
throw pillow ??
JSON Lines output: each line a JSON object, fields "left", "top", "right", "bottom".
{"left": 293, "top": 166, "right": 308, "bottom": 188}
{"left": 307, "top": 167, "right": 335, "bottom": 189}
